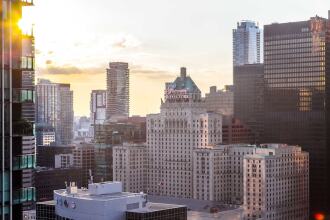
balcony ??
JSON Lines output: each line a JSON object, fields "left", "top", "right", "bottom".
{"left": 13, "top": 187, "right": 36, "bottom": 205}
{"left": 21, "top": 0, "right": 34, "bottom": 6}
{"left": 13, "top": 154, "right": 36, "bottom": 170}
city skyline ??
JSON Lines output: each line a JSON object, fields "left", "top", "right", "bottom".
{"left": 21, "top": 0, "right": 329, "bottom": 116}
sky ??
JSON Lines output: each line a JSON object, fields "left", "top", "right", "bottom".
{"left": 22, "top": 0, "right": 329, "bottom": 116}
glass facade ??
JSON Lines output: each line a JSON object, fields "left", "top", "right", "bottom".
{"left": 263, "top": 16, "right": 330, "bottom": 216}
{"left": 233, "top": 21, "right": 261, "bottom": 66}
{"left": 233, "top": 64, "right": 264, "bottom": 143}
{"left": 1, "top": 0, "right": 35, "bottom": 219}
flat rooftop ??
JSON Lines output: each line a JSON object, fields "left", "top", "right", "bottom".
{"left": 147, "top": 195, "right": 240, "bottom": 213}
{"left": 54, "top": 189, "right": 144, "bottom": 202}
{"left": 128, "top": 202, "right": 186, "bottom": 213}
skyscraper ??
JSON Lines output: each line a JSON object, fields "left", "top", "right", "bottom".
{"left": 36, "top": 80, "right": 73, "bottom": 145}
{"left": 233, "top": 21, "right": 261, "bottom": 66}
{"left": 1, "top": 0, "right": 36, "bottom": 219}
{"left": 106, "top": 62, "right": 129, "bottom": 120}
{"left": 233, "top": 64, "right": 264, "bottom": 143}
{"left": 146, "top": 67, "right": 222, "bottom": 198}
{"left": 58, "top": 83, "right": 73, "bottom": 145}
{"left": 263, "top": 13, "right": 330, "bottom": 216}
{"left": 90, "top": 90, "right": 106, "bottom": 138}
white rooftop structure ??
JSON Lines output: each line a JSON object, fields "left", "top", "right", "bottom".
{"left": 54, "top": 181, "right": 147, "bottom": 220}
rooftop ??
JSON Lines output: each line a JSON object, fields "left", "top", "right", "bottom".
{"left": 54, "top": 181, "right": 145, "bottom": 202}
{"left": 148, "top": 195, "right": 239, "bottom": 213}
{"left": 128, "top": 202, "right": 186, "bottom": 213}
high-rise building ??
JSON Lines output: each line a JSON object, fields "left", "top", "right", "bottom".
{"left": 233, "top": 64, "right": 264, "bottom": 143}
{"left": 192, "top": 144, "right": 309, "bottom": 220}
{"left": 263, "top": 13, "right": 330, "bottom": 215}
{"left": 90, "top": 90, "right": 106, "bottom": 138}
{"left": 58, "top": 83, "right": 74, "bottom": 145}
{"left": 73, "top": 143, "right": 95, "bottom": 187}
{"left": 37, "top": 145, "right": 74, "bottom": 168}
{"left": 36, "top": 79, "right": 74, "bottom": 145}
{"left": 1, "top": 1, "right": 36, "bottom": 219}
{"left": 36, "top": 79, "right": 60, "bottom": 143}
{"left": 35, "top": 167, "right": 81, "bottom": 202}
{"left": 205, "top": 85, "right": 234, "bottom": 116}
{"left": 233, "top": 21, "right": 261, "bottom": 66}
{"left": 146, "top": 67, "right": 222, "bottom": 198}
{"left": 106, "top": 62, "right": 129, "bottom": 120}
{"left": 113, "top": 143, "right": 147, "bottom": 193}
{"left": 94, "top": 116, "right": 146, "bottom": 145}
{"left": 243, "top": 144, "right": 309, "bottom": 220}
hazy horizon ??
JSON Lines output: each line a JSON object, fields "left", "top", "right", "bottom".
{"left": 22, "top": 0, "right": 330, "bottom": 116}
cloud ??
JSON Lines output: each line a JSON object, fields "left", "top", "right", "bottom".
{"left": 38, "top": 65, "right": 105, "bottom": 76}
{"left": 131, "top": 65, "right": 174, "bottom": 81}
{"left": 111, "top": 34, "right": 141, "bottom": 49}
{"left": 37, "top": 63, "right": 174, "bottom": 81}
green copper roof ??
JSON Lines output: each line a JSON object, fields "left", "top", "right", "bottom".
{"left": 172, "top": 76, "right": 201, "bottom": 93}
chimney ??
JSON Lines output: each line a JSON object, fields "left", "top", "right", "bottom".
{"left": 180, "top": 67, "right": 187, "bottom": 78}
{"left": 328, "top": 10, "right": 330, "bottom": 19}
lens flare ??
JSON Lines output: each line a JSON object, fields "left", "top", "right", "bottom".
{"left": 314, "top": 213, "right": 325, "bottom": 220}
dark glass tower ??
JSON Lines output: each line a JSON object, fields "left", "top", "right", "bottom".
{"left": 263, "top": 13, "right": 330, "bottom": 216}
{"left": 1, "top": 0, "right": 35, "bottom": 219}
{"left": 233, "top": 64, "right": 264, "bottom": 143}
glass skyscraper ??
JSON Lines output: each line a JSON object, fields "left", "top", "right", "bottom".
{"left": 263, "top": 13, "right": 330, "bottom": 216}
{"left": 1, "top": 0, "right": 36, "bottom": 219}
{"left": 233, "top": 21, "right": 261, "bottom": 66}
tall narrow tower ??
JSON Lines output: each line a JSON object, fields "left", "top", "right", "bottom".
{"left": 106, "top": 62, "right": 129, "bottom": 120}
{"left": 1, "top": 0, "right": 36, "bottom": 219}
{"left": 233, "top": 21, "right": 261, "bottom": 66}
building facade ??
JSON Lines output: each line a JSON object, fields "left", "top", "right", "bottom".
{"left": 1, "top": 0, "right": 36, "bottom": 219}
{"left": 113, "top": 143, "right": 147, "bottom": 193}
{"left": 233, "top": 64, "right": 264, "bottom": 143}
{"left": 205, "top": 85, "right": 234, "bottom": 116}
{"left": 73, "top": 144, "right": 96, "bottom": 187}
{"left": 222, "top": 116, "right": 255, "bottom": 144}
{"left": 90, "top": 90, "right": 107, "bottom": 138}
{"left": 146, "top": 68, "right": 222, "bottom": 198}
{"left": 243, "top": 144, "right": 309, "bottom": 220}
{"left": 106, "top": 62, "right": 129, "bottom": 120}
{"left": 263, "top": 13, "right": 330, "bottom": 215}
{"left": 192, "top": 144, "right": 309, "bottom": 220}
{"left": 35, "top": 167, "right": 81, "bottom": 202}
{"left": 58, "top": 84, "right": 74, "bottom": 145}
{"left": 233, "top": 21, "right": 261, "bottom": 66}
{"left": 36, "top": 80, "right": 74, "bottom": 145}
{"left": 54, "top": 182, "right": 147, "bottom": 220}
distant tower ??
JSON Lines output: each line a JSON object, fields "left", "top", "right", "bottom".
{"left": 90, "top": 90, "right": 107, "bottom": 138}
{"left": 233, "top": 21, "right": 261, "bottom": 66}
{"left": 106, "top": 62, "right": 129, "bottom": 120}
{"left": 36, "top": 79, "right": 74, "bottom": 145}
